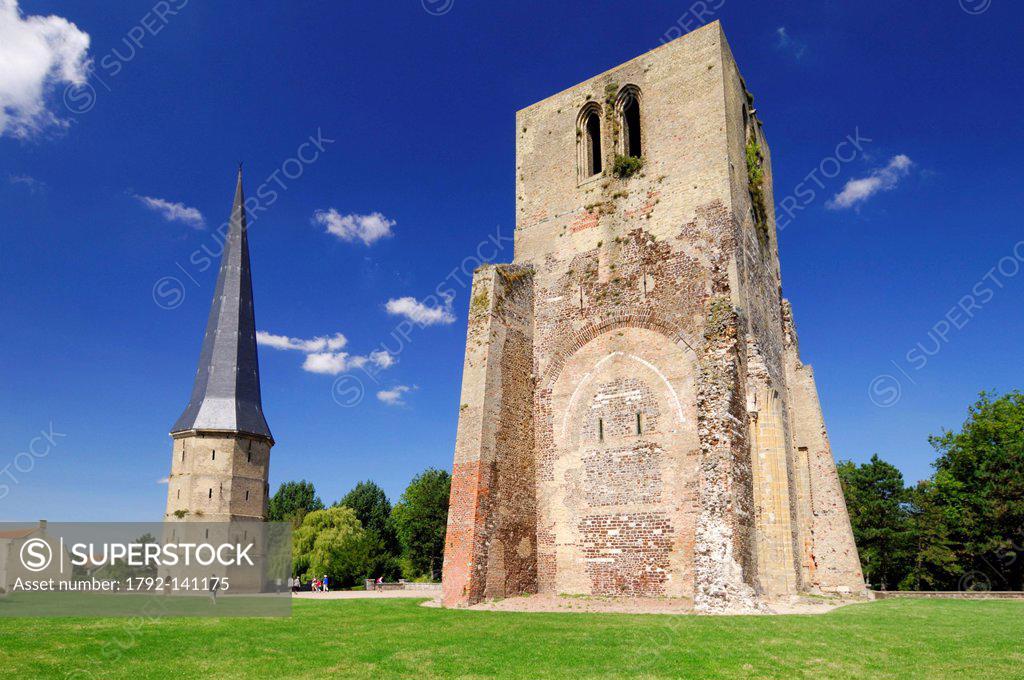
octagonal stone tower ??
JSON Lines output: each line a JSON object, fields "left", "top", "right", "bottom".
{"left": 442, "top": 22, "right": 865, "bottom": 611}
{"left": 164, "top": 169, "right": 273, "bottom": 523}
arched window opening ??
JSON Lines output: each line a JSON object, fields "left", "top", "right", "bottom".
{"left": 585, "top": 111, "right": 602, "bottom": 176}
{"left": 622, "top": 94, "right": 641, "bottom": 158}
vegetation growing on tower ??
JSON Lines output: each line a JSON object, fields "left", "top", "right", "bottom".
{"left": 612, "top": 153, "right": 644, "bottom": 178}
{"left": 746, "top": 135, "right": 768, "bottom": 242}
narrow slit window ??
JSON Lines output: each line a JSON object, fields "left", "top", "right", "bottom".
{"left": 208, "top": 488, "right": 213, "bottom": 499}
{"left": 245, "top": 490, "right": 250, "bottom": 501}
{"left": 585, "top": 111, "right": 602, "bottom": 175}
{"left": 598, "top": 417, "right": 604, "bottom": 442}
{"left": 212, "top": 449, "right": 216, "bottom": 461}
{"left": 177, "top": 489, "right": 181, "bottom": 500}
{"left": 623, "top": 94, "right": 641, "bottom": 158}
{"left": 636, "top": 412, "right": 643, "bottom": 435}
{"left": 181, "top": 449, "right": 185, "bottom": 462}
{"left": 247, "top": 450, "right": 252, "bottom": 463}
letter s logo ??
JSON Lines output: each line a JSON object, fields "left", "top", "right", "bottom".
{"left": 20, "top": 538, "right": 53, "bottom": 572}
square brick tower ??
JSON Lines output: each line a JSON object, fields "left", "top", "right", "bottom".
{"left": 441, "top": 22, "right": 865, "bottom": 612}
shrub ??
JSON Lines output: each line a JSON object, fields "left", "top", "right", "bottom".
{"left": 612, "top": 154, "right": 644, "bottom": 178}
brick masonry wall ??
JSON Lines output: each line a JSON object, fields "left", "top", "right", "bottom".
{"left": 442, "top": 266, "right": 537, "bottom": 607}
{"left": 539, "top": 323, "right": 701, "bottom": 599}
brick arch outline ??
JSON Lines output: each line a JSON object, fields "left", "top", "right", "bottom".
{"left": 538, "top": 313, "right": 700, "bottom": 393}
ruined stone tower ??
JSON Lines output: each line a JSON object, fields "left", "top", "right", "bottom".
{"left": 165, "top": 169, "right": 273, "bottom": 522}
{"left": 442, "top": 22, "right": 865, "bottom": 611}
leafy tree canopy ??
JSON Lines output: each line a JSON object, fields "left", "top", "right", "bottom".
{"left": 335, "top": 480, "right": 402, "bottom": 580}
{"left": 267, "top": 480, "right": 324, "bottom": 527}
{"left": 841, "top": 391, "right": 1024, "bottom": 591}
{"left": 292, "top": 506, "right": 375, "bottom": 588}
{"left": 929, "top": 390, "right": 1024, "bottom": 590}
{"left": 837, "top": 455, "right": 915, "bottom": 589}
{"left": 391, "top": 468, "right": 450, "bottom": 580}
{"left": 336, "top": 480, "right": 397, "bottom": 549}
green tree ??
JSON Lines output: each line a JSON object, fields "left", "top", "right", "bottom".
{"left": 837, "top": 455, "right": 915, "bottom": 589}
{"left": 336, "top": 481, "right": 398, "bottom": 550}
{"left": 391, "top": 468, "right": 450, "bottom": 580}
{"left": 901, "top": 480, "right": 960, "bottom": 590}
{"left": 292, "top": 506, "right": 374, "bottom": 588}
{"left": 929, "top": 391, "right": 1024, "bottom": 590}
{"left": 336, "top": 480, "right": 401, "bottom": 581}
{"left": 267, "top": 480, "right": 324, "bottom": 527}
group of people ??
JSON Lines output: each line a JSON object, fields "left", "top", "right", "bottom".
{"left": 286, "top": 575, "right": 393, "bottom": 592}
{"left": 289, "top": 575, "right": 329, "bottom": 592}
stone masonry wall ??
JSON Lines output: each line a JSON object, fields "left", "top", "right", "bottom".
{"left": 720, "top": 33, "right": 808, "bottom": 599}
{"left": 782, "top": 304, "right": 866, "bottom": 594}
{"left": 165, "top": 432, "right": 271, "bottom": 521}
{"left": 516, "top": 23, "right": 768, "bottom": 609}
{"left": 442, "top": 265, "right": 537, "bottom": 607}
{"left": 443, "top": 20, "right": 865, "bottom": 609}
{"left": 528, "top": 197, "right": 756, "bottom": 603}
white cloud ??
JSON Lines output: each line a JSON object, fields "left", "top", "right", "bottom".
{"left": 369, "top": 350, "right": 394, "bottom": 369}
{"left": 136, "top": 195, "right": 205, "bottom": 229}
{"left": 775, "top": 26, "right": 807, "bottom": 59}
{"left": 0, "top": 0, "right": 91, "bottom": 138}
{"left": 257, "top": 331, "right": 347, "bottom": 353}
{"left": 258, "top": 329, "right": 393, "bottom": 376}
{"left": 302, "top": 352, "right": 354, "bottom": 375}
{"left": 385, "top": 295, "right": 455, "bottom": 326}
{"left": 377, "top": 385, "right": 414, "bottom": 406}
{"left": 313, "top": 208, "right": 395, "bottom": 246}
{"left": 8, "top": 173, "right": 44, "bottom": 192}
{"left": 156, "top": 477, "right": 169, "bottom": 485}
{"left": 827, "top": 155, "right": 914, "bottom": 210}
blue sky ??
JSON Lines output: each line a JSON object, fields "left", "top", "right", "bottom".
{"left": 1, "top": 0, "right": 1021, "bottom": 521}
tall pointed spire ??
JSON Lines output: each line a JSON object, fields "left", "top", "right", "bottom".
{"left": 171, "top": 167, "right": 272, "bottom": 441}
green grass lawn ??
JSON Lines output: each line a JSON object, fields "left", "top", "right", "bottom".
{"left": 0, "top": 598, "right": 1020, "bottom": 679}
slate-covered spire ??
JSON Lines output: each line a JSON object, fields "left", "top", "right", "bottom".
{"left": 171, "top": 168, "right": 272, "bottom": 441}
